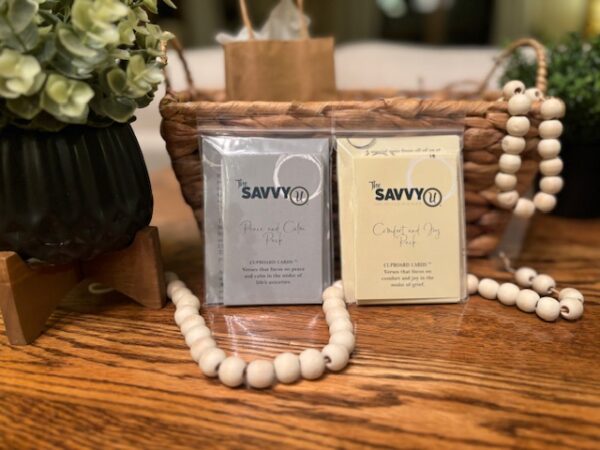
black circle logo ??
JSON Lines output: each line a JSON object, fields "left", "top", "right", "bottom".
{"left": 423, "top": 188, "right": 442, "bottom": 207}
{"left": 289, "top": 186, "right": 309, "bottom": 206}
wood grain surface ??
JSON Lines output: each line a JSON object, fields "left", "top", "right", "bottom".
{"left": 0, "top": 169, "right": 598, "bottom": 450}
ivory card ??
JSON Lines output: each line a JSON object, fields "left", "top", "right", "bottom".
{"left": 337, "top": 135, "right": 467, "bottom": 305}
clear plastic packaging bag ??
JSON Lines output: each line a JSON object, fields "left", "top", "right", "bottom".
{"left": 334, "top": 126, "right": 467, "bottom": 305}
{"left": 201, "top": 129, "right": 333, "bottom": 306}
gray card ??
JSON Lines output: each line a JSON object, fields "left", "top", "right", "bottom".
{"left": 204, "top": 136, "right": 331, "bottom": 306}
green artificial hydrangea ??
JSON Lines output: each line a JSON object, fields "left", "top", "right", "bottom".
{"left": 41, "top": 73, "right": 94, "bottom": 123}
{"left": 0, "top": 0, "right": 175, "bottom": 131}
{"left": 72, "top": 0, "right": 129, "bottom": 48}
{"left": 0, "top": 49, "right": 45, "bottom": 98}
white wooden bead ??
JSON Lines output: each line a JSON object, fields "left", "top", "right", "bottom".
{"left": 246, "top": 360, "right": 275, "bottom": 389}
{"left": 513, "top": 198, "right": 535, "bottom": 218}
{"left": 540, "top": 158, "right": 563, "bottom": 176}
{"left": 199, "top": 347, "right": 226, "bottom": 377}
{"left": 333, "top": 279, "right": 343, "bottom": 290}
{"left": 326, "top": 308, "right": 350, "bottom": 325}
{"left": 495, "top": 173, "right": 518, "bottom": 191}
{"left": 497, "top": 190, "right": 519, "bottom": 209}
{"left": 299, "top": 348, "right": 325, "bottom": 380}
{"left": 501, "top": 136, "right": 526, "bottom": 154}
{"left": 190, "top": 337, "right": 217, "bottom": 362}
{"left": 218, "top": 356, "right": 246, "bottom": 388}
{"left": 322, "top": 286, "right": 344, "bottom": 300}
{"left": 516, "top": 289, "right": 540, "bottom": 312}
{"left": 478, "top": 278, "right": 499, "bottom": 299}
{"left": 540, "top": 97, "right": 565, "bottom": 119}
{"left": 508, "top": 93, "right": 532, "bottom": 115}
{"left": 537, "top": 139, "right": 561, "bottom": 159}
{"left": 167, "top": 280, "right": 185, "bottom": 298}
{"left": 322, "top": 344, "right": 350, "bottom": 371}
{"left": 184, "top": 325, "right": 211, "bottom": 347}
{"left": 467, "top": 274, "right": 479, "bottom": 295}
{"left": 515, "top": 267, "right": 537, "bottom": 287}
{"left": 533, "top": 192, "right": 557, "bottom": 213}
{"left": 497, "top": 282, "right": 520, "bottom": 306}
{"left": 180, "top": 314, "right": 206, "bottom": 335}
{"left": 532, "top": 274, "right": 556, "bottom": 295}
{"left": 539, "top": 120, "right": 563, "bottom": 139}
{"left": 506, "top": 116, "right": 530, "bottom": 137}
{"left": 165, "top": 271, "right": 179, "bottom": 284}
{"left": 539, "top": 176, "right": 564, "bottom": 195}
{"left": 559, "top": 298, "right": 584, "bottom": 321}
{"left": 329, "top": 331, "right": 356, "bottom": 353}
{"left": 525, "top": 87, "right": 543, "bottom": 101}
{"left": 559, "top": 288, "right": 584, "bottom": 303}
{"left": 172, "top": 288, "right": 192, "bottom": 305}
{"left": 329, "top": 318, "right": 354, "bottom": 334}
{"left": 322, "top": 297, "right": 346, "bottom": 313}
{"left": 273, "top": 352, "right": 301, "bottom": 384}
{"left": 174, "top": 305, "right": 199, "bottom": 326}
{"left": 176, "top": 294, "right": 201, "bottom": 310}
{"left": 536, "top": 297, "right": 560, "bottom": 322}
{"left": 502, "top": 80, "right": 525, "bottom": 99}
{"left": 499, "top": 154, "right": 522, "bottom": 174}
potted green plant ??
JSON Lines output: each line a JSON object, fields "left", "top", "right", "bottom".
{"left": 502, "top": 34, "right": 600, "bottom": 218}
{"left": 0, "top": 0, "right": 174, "bottom": 264}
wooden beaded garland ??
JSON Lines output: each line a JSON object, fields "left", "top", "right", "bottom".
{"left": 501, "top": 136, "right": 526, "bottom": 154}
{"left": 559, "top": 298, "right": 584, "bottom": 321}
{"left": 495, "top": 173, "right": 517, "bottom": 191}
{"left": 495, "top": 80, "right": 565, "bottom": 217}
{"left": 497, "top": 191, "right": 519, "bottom": 208}
{"left": 168, "top": 251, "right": 583, "bottom": 391}
{"left": 540, "top": 158, "right": 564, "bottom": 176}
{"left": 540, "top": 97, "right": 565, "bottom": 119}
{"left": 498, "top": 154, "right": 521, "bottom": 174}
{"left": 246, "top": 360, "right": 276, "bottom": 389}
{"left": 273, "top": 352, "right": 301, "bottom": 384}
{"left": 533, "top": 192, "right": 556, "bottom": 213}
{"left": 472, "top": 254, "right": 584, "bottom": 323}
{"left": 168, "top": 274, "right": 355, "bottom": 389}
{"left": 539, "top": 176, "right": 564, "bottom": 195}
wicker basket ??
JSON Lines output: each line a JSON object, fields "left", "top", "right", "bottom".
{"left": 159, "top": 38, "right": 551, "bottom": 258}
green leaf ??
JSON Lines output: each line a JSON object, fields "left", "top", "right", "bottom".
{"left": 32, "top": 32, "right": 57, "bottom": 63}
{"left": 100, "top": 95, "right": 136, "bottom": 122}
{"left": 17, "top": 22, "right": 40, "bottom": 51}
{"left": 7, "top": 94, "right": 42, "bottom": 119}
{"left": 41, "top": 73, "right": 94, "bottom": 123}
{"left": 106, "top": 67, "right": 127, "bottom": 94}
{"left": 0, "top": 0, "right": 38, "bottom": 37}
{"left": 142, "top": 0, "right": 158, "bottom": 14}
{"left": 57, "top": 26, "right": 98, "bottom": 58}
{"left": 0, "top": 49, "right": 44, "bottom": 99}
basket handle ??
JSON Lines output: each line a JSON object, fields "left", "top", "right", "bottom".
{"left": 161, "top": 37, "right": 196, "bottom": 95}
{"left": 476, "top": 38, "right": 548, "bottom": 97}
{"left": 239, "top": 0, "right": 309, "bottom": 40}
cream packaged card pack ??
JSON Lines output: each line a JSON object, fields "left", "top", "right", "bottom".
{"left": 336, "top": 135, "right": 467, "bottom": 305}
{"left": 203, "top": 136, "right": 332, "bottom": 306}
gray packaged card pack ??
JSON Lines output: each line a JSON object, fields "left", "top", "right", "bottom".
{"left": 203, "top": 135, "right": 332, "bottom": 306}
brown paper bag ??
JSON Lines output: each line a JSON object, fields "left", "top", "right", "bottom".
{"left": 224, "top": 0, "right": 337, "bottom": 102}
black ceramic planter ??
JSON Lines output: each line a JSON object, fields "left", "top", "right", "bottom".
{"left": 0, "top": 124, "right": 153, "bottom": 265}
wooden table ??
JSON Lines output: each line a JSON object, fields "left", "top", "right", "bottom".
{"left": 1, "top": 169, "right": 599, "bottom": 450}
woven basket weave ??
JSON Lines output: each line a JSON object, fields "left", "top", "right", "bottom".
{"left": 159, "top": 38, "right": 551, "bottom": 258}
